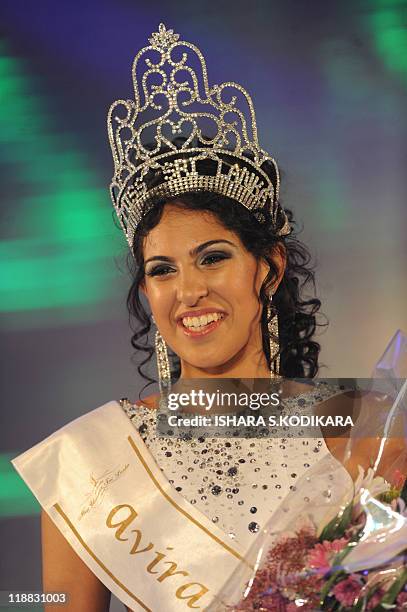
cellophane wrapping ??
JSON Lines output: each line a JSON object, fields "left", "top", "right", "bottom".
{"left": 208, "top": 331, "right": 407, "bottom": 611}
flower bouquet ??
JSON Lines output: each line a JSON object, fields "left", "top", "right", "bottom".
{"left": 218, "top": 468, "right": 407, "bottom": 611}
{"left": 209, "top": 333, "right": 407, "bottom": 611}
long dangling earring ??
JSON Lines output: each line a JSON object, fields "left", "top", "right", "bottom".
{"left": 267, "top": 295, "right": 280, "bottom": 378}
{"left": 153, "top": 319, "right": 171, "bottom": 393}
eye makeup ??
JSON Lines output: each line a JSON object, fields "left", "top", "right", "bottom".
{"left": 144, "top": 239, "right": 237, "bottom": 277}
{"left": 198, "top": 250, "right": 232, "bottom": 266}
{"left": 144, "top": 262, "right": 176, "bottom": 277}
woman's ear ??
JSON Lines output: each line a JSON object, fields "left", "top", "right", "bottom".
{"left": 269, "top": 243, "right": 286, "bottom": 292}
{"left": 257, "top": 243, "right": 286, "bottom": 293}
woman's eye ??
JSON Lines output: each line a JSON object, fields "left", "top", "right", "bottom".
{"left": 201, "top": 252, "right": 231, "bottom": 266}
{"left": 145, "top": 265, "right": 175, "bottom": 277}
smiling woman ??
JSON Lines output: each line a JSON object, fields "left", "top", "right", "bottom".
{"left": 143, "top": 204, "right": 275, "bottom": 376}
{"left": 10, "top": 23, "right": 407, "bottom": 612}
{"left": 137, "top": 201, "right": 280, "bottom": 378}
{"left": 128, "top": 189, "right": 321, "bottom": 385}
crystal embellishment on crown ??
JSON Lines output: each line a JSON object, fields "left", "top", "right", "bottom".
{"left": 107, "top": 23, "right": 291, "bottom": 247}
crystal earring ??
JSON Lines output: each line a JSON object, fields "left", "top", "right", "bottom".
{"left": 267, "top": 295, "right": 280, "bottom": 378}
{"left": 152, "top": 317, "right": 171, "bottom": 393}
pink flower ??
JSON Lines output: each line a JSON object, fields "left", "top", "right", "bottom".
{"left": 308, "top": 538, "right": 348, "bottom": 575}
{"left": 332, "top": 575, "right": 362, "bottom": 607}
{"left": 397, "top": 591, "right": 407, "bottom": 608}
{"left": 308, "top": 545, "right": 330, "bottom": 574}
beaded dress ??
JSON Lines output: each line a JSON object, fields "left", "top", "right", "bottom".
{"left": 121, "top": 384, "right": 346, "bottom": 554}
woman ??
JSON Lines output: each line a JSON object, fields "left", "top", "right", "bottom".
{"left": 13, "top": 24, "right": 405, "bottom": 611}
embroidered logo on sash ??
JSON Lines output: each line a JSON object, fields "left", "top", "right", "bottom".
{"left": 78, "top": 464, "right": 130, "bottom": 520}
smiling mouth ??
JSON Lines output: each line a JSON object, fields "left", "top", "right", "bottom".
{"left": 179, "top": 312, "right": 225, "bottom": 336}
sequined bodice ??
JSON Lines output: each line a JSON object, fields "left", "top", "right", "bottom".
{"left": 121, "top": 385, "right": 342, "bottom": 552}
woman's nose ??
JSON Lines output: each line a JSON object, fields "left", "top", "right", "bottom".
{"left": 176, "top": 271, "right": 209, "bottom": 306}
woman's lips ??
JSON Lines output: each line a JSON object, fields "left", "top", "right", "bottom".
{"left": 177, "top": 313, "right": 226, "bottom": 338}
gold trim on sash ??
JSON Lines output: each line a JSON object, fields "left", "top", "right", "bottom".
{"left": 12, "top": 402, "right": 255, "bottom": 610}
{"left": 54, "top": 503, "right": 151, "bottom": 612}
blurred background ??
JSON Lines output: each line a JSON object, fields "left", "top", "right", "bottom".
{"left": 1, "top": 0, "right": 406, "bottom": 608}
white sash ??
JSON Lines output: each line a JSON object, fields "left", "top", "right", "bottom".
{"left": 12, "top": 402, "right": 249, "bottom": 611}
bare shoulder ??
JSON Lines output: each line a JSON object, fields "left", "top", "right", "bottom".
{"left": 320, "top": 390, "right": 407, "bottom": 481}
{"left": 41, "top": 510, "right": 111, "bottom": 611}
{"left": 134, "top": 393, "right": 160, "bottom": 411}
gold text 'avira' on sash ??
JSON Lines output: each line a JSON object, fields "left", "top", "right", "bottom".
{"left": 12, "top": 401, "right": 249, "bottom": 610}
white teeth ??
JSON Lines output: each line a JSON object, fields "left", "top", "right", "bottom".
{"left": 181, "top": 312, "right": 224, "bottom": 329}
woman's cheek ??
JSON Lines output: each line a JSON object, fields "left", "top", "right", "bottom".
{"left": 147, "top": 285, "right": 174, "bottom": 327}
{"left": 217, "top": 268, "right": 257, "bottom": 299}
{"left": 211, "top": 262, "right": 252, "bottom": 288}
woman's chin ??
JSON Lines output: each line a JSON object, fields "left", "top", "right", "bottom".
{"left": 178, "top": 351, "right": 238, "bottom": 376}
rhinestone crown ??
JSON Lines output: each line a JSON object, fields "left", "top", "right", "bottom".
{"left": 107, "top": 23, "right": 291, "bottom": 247}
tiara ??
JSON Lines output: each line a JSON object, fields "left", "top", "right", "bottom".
{"left": 107, "top": 23, "right": 291, "bottom": 247}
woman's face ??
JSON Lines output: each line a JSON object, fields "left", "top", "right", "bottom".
{"left": 142, "top": 203, "right": 277, "bottom": 375}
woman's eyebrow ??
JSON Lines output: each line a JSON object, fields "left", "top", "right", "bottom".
{"left": 144, "top": 240, "right": 237, "bottom": 266}
{"left": 144, "top": 255, "right": 173, "bottom": 266}
{"left": 192, "top": 239, "right": 236, "bottom": 256}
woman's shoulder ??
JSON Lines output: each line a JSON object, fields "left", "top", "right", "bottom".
{"left": 51, "top": 400, "right": 126, "bottom": 439}
{"left": 13, "top": 400, "right": 128, "bottom": 472}
{"left": 320, "top": 389, "right": 407, "bottom": 481}
{"left": 17, "top": 396, "right": 159, "bottom": 459}
{"left": 12, "top": 399, "right": 141, "bottom": 529}
{"left": 119, "top": 394, "right": 159, "bottom": 416}
{"left": 133, "top": 394, "right": 159, "bottom": 411}
{"left": 48, "top": 395, "right": 159, "bottom": 436}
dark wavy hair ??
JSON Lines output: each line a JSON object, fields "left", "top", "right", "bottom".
{"left": 126, "top": 189, "right": 322, "bottom": 385}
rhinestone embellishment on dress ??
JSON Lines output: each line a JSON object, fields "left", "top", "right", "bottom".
{"left": 120, "top": 384, "right": 341, "bottom": 546}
